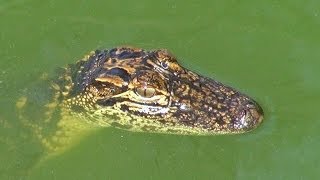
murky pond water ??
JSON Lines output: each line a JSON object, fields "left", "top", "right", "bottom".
{"left": 1, "top": 0, "right": 319, "bottom": 179}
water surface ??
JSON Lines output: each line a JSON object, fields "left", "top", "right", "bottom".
{"left": 0, "top": 0, "right": 319, "bottom": 179}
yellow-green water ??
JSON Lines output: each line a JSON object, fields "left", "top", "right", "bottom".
{"left": 1, "top": 0, "right": 319, "bottom": 179}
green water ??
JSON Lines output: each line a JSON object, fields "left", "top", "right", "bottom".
{"left": 1, "top": 0, "right": 319, "bottom": 179}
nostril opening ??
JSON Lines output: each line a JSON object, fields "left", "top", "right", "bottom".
{"left": 246, "top": 99, "right": 264, "bottom": 116}
{"left": 233, "top": 99, "right": 264, "bottom": 130}
{"left": 244, "top": 99, "right": 264, "bottom": 125}
{"left": 246, "top": 99, "right": 258, "bottom": 108}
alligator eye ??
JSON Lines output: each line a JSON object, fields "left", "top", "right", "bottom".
{"left": 135, "top": 87, "right": 156, "bottom": 98}
{"left": 160, "top": 61, "right": 169, "bottom": 69}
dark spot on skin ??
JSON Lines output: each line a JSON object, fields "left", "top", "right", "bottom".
{"left": 96, "top": 50, "right": 108, "bottom": 60}
{"left": 69, "top": 104, "right": 85, "bottom": 113}
{"left": 106, "top": 68, "right": 130, "bottom": 82}
{"left": 96, "top": 98, "right": 117, "bottom": 106}
{"left": 108, "top": 48, "right": 117, "bottom": 56}
{"left": 109, "top": 47, "right": 146, "bottom": 60}
{"left": 118, "top": 51, "right": 144, "bottom": 59}
{"left": 120, "top": 104, "right": 129, "bottom": 112}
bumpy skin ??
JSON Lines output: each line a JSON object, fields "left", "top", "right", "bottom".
{"left": 56, "top": 46, "right": 263, "bottom": 135}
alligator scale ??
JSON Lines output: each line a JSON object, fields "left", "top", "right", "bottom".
{"left": 17, "top": 46, "right": 263, "bottom": 151}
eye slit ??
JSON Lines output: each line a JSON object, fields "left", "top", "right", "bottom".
{"left": 135, "top": 87, "right": 156, "bottom": 98}
{"left": 160, "top": 61, "right": 169, "bottom": 69}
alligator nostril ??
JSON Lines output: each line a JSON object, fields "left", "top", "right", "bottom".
{"left": 233, "top": 99, "right": 264, "bottom": 131}
{"left": 244, "top": 99, "right": 264, "bottom": 128}
{"left": 246, "top": 99, "right": 264, "bottom": 120}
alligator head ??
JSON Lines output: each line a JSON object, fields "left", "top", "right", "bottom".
{"left": 59, "top": 47, "right": 263, "bottom": 135}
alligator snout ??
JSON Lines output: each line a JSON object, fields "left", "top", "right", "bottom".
{"left": 232, "top": 99, "right": 264, "bottom": 132}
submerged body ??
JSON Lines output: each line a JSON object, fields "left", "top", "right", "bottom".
{"left": 56, "top": 46, "right": 263, "bottom": 135}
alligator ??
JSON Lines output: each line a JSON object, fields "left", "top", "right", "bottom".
{"left": 16, "top": 46, "right": 264, "bottom": 153}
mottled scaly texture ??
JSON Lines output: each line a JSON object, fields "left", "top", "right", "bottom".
{"left": 55, "top": 46, "right": 263, "bottom": 135}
